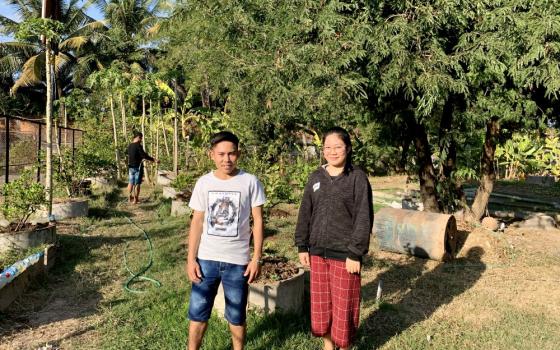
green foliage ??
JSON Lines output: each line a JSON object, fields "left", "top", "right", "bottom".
{"left": 287, "top": 157, "right": 317, "bottom": 197}
{"left": 497, "top": 129, "right": 560, "bottom": 179}
{"left": 1, "top": 168, "right": 47, "bottom": 231}
{"left": 495, "top": 133, "right": 541, "bottom": 179}
{"left": 240, "top": 157, "right": 292, "bottom": 209}
{"left": 53, "top": 146, "right": 116, "bottom": 198}
{"left": 163, "top": 0, "right": 370, "bottom": 158}
{"left": 15, "top": 18, "right": 64, "bottom": 41}
{"left": 171, "top": 172, "right": 197, "bottom": 191}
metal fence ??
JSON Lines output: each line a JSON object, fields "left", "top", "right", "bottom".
{"left": 0, "top": 116, "right": 84, "bottom": 184}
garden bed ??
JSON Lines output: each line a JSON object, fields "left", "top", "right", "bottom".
{"left": 214, "top": 256, "right": 304, "bottom": 316}
{"left": 0, "top": 245, "right": 57, "bottom": 311}
{"left": 49, "top": 198, "right": 89, "bottom": 220}
{"left": 0, "top": 223, "right": 56, "bottom": 254}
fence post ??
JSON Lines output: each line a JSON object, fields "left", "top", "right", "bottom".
{"left": 72, "top": 129, "right": 75, "bottom": 160}
{"left": 37, "top": 123, "right": 42, "bottom": 182}
{"left": 4, "top": 116, "right": 9, "bottom": 184}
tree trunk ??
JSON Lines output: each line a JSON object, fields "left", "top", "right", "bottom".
{"left": 408, "top": 117, "right": 441, "bottom": 212}
{"left": 396, "top": 135, "right": 411, "bottom": 174}
{"left": 110, "top": 95, "right": 121, "bottom": 179}
{"left": 162, "top": 110, "right": 171, "bottom": 157}
{"left": 141, "top": 96, "right": 151, "bottom": 184}
{"left": 173, "top": 80, "right": 179, "bottom": 175}
{"left": 439, "top": 98, "right": 454, "bottom": 179}
{"left": 45, "top": 44, "right": 54, "bottom": 216}
{"left": 201, "top": 74, "right": 210, "bottom": 108}
{"left": 56, "top": 80, "right": 66, "bottom": 145}
{"left": 155, "top": 115, "right": 160, "bottom": 179}
{"left": 53, "top": 119, "right": 70, "bottom": 197}
{"left": 120, "top": 92, "right": 127, "bottom": 139}
{"left": 468, "top": 119, "right": 500, "bottom": 222}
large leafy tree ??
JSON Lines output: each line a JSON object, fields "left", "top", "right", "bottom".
{"left": 161, "top": 0, "right": 370, "bottom": 158}
{"left": 366, "top": 0, "right": 544, "bottom": 220}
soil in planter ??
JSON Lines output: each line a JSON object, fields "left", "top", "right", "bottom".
{"left": 175, "top": 190, "right": 192, "bottom": 201}
{"left": 255, "top": 256, "right": 300, "bottom": 284}
{"left": 0, "top": 222, "right": 49, "bottom": 235}
{"left": 52, "top": 197, "right": 88, "bottom": 204}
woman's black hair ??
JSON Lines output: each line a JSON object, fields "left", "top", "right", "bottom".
{"left": 210, "top": 131, "right": 239, "bottom": 149}
{"left": 322, "top": 126, "right": 353, "bottom": 172}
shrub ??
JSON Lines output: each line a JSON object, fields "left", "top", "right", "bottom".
{"left": 1, "top": 169, "right": 47, "bottom": 231}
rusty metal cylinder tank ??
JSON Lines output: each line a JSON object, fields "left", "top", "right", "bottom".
{"left": 374, "top": 208, "right": 458, "bottom": 261}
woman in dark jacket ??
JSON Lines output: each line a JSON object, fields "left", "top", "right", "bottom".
{"left": 295, "top": 127, "right": 373, "bottom": 350}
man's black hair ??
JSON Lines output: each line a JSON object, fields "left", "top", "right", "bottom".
{"left": 210, "top": 131, "right": 239, "bottom": 149}
{"left": 133, "top": 130, "right": 143, "bottom": 139}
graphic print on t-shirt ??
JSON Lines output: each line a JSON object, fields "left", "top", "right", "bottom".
{"left": 207, "top": 191, "right": 240, "bottom": 237}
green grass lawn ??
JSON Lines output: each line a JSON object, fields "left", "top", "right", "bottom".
{"left": 1, "top": 183, "right": 559, "bottom": 349}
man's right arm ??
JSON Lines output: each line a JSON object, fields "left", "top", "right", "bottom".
{"left": 186, "top": 210, "right": 205, "bottom": 283}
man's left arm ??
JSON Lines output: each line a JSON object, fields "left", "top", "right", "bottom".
{"left": 139, "top": 145, "right": 156, "bottom": 163}
{"left": 244, "top": 205, "right": 264, "bottom": 283}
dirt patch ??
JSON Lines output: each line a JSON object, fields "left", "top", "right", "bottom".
{"left": 370, "top": 175, "right": 419, "bottom": 191}
{"left": 254, "top": 256, "right": 300, "bottom": 284}
{"left": 505, "top": 226, "right": 560, "bottom": 256}
{"left": 268, "top": 208, "right": 290, "bottom": 218}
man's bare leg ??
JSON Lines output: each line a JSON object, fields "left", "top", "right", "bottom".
{"left": 187, "top": 321, "right": 208, "bottom": 350}
{"left": 229, "top": 323, "right": 246, "bottom": 350}
{"left": 127, "top": 183, "right": 134, "bottom": 202}
{"left": 133, "top": 184, "right": 141, "bottom": 203}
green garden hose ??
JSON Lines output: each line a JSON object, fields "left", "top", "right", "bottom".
{"left": 118, "top": 198, "right": 162, "bottom": 294}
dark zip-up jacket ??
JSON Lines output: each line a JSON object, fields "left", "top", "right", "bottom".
{"left": 295, "top": 166, "right": 373, "bottom": 261}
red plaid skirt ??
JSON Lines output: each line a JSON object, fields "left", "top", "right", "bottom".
{"left": 310, "top": 255, "right": 361, "bottom": 348}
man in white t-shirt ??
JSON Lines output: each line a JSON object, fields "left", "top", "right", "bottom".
{"left": 186, "top": 131, "right": 266, "bottom": 350}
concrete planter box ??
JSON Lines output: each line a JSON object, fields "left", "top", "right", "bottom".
{"left": 0, "top": 245, "right": 57, "bottom": 311}
{"left": 171, "top": 199, "right": 192, "bottom": 217}
{"left": 248, "top": 268, "right": 305, "bottom": 314}
{"left": 51, "top": 198, "right": 89, "bottom": 220}
{"left": 526, "top": 175, "right": 557, "bottom": 186}
{"left": 214, "top": 268, "right": 305, "bottom": 317}
{"left": 86, "top": 176, "right": 116, "bottom": 189}
{"left": 162, "top": 186, "right": 180, "bottom": 199}
{"left": 157, "top": 170, "right": 175, "bottom": 186}
{"left": 0, "top": 224, "right": 56, "bottom": 254}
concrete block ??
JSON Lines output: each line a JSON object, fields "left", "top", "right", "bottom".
{"left": 213, "top": 269, "right": 305, "bottom": 318}
{"left": 157, "top": 171, "right": 175, "bottom": 186}
{"left": 526, "top": 175, "right": 557, "bottom": 187}
{"left": 0, "top": 224, "right": 56, "bottom": 254}
{"left": 162, "top": 186, "right": 179, "bottom": 199}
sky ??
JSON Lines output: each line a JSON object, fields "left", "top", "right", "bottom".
{"left": 0, "top": 0, "right": 104, "bottom": 42}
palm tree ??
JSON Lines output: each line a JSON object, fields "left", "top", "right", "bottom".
{"left": 92, "top": 0, "right": 169, "bottom": 69}
{"left": 0, "top": 0, "right": 106, "bottom": 124}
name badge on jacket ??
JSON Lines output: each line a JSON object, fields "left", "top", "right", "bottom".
{"left": 313, "top": 182, "right": 320, "bottom": 192}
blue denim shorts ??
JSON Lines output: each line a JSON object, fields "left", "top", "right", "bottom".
{"left": 188, "top": 259, "right": 249, "bottom": 326}
{"left": 128, "top": 166, "right": 143, "bottom": 185}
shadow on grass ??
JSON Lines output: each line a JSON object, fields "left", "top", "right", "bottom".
{"left": 264, "top": 227, "right": 280, "bottom": 238}
{"left": 88, "top": 207, "right": 132, "bottom": 219}
{"left": 240, "top": 309, "right": 311, "bottom": 350}
{"left": 356, "top": 246, "right": 486, "bottom": 349}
